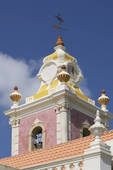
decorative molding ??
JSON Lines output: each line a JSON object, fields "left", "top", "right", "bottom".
{"left": 69, "top": 163, "right": 75, "bottom": 168}
{"left": 54, "top": 104, "right": 60, "bottom": 113}
{"left": 5, "top": 88, "right": 113, "bottom": 122}
{"left": 24, "top": 154, "right": 84, "bottom": 170}
{"left": 61, "top": 165, "right": 66, "bottom": 170}
{"left": 82, "top": 120, "right": 90, "bottom": 126}
{"left": 9, "top": 118, "right": 20, "bottom": 127}
{"left": 59, "top": 102, "right": 70, "bottom": 112}
{"left": 32, "top": 118, "right": 42, "bottom": 126}
{"left": 52, "top": 167, "right": 58, "bottom": 170}
{"left": 80, "top": 120, "right": 91, "bottom": 138}
{"left": 38, "top": 61, "right": 58, "bottom": 86}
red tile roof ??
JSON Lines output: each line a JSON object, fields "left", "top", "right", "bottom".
{"left": 0, "top": 130, "right": 113, "bottom": 169}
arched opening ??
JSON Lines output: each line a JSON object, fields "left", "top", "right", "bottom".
{"left": 68, "top": 64, "right": 75, "bottom": 76}
{"left": 80, "top": 120, "right": 91, "bottom": 138}
{"left": 82, "top": 127, "right": 90, "bottom": 137}
{"left": 31, "top": 126, "right": 43, "bottom": 150}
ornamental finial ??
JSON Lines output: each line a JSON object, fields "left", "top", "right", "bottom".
{"left": 89, "top": 110, "right": 106, "bottom": 142}
{"left": 98, "top": 90, "right": 109, "bottom": 111}
{"left": 56, "top": 36, "right": 64, "bottom": 46}
{"left": 10, "top": 86, "right": 22, "bottom": 109}
{"left": 57, "top": 65, "right": 70, "bottom": 82}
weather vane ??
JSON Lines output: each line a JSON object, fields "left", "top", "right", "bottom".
{"left": 53, "top": 14, "right": 66, "bottom": 36}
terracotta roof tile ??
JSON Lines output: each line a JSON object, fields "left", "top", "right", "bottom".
{"left": 0, "top": 130, "right": 113, "bottom": 169}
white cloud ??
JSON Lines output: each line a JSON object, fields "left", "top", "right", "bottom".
{"left": 0, "top": 52, "right": 91, "bottom": 109}
{"left": 0, "top": 53, "right": 41, "bottom": 108}
{"left": 79, "top": 78, "right": 91, "bottom": 97}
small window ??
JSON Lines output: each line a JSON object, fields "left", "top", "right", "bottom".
{"left": 83, "top": 128, "right": 90, "bottom": 137}
{"left": 32, "top": 126, "right": 43, "bottom": 150}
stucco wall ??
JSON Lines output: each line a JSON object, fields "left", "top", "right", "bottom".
{"left": 0, "top": 165, "right": 18, "bottom": 170}
{"left": 71, "top": 109, "right": 93, "bottom": 140}
{"left": 19, "top": 108, "right": 56, "bottom": 154}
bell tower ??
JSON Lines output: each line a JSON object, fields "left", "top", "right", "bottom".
{"left": 5, "top": 36, "right": 112, "bottom": 156}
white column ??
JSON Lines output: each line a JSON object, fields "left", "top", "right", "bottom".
{"left": 55, "top": 103, "right": 70, "bottom": 144}
{"left": 55, "top": 105, "right": 62, "bottom": 144}
{"left": 9, "top": 118, "right": 20, "bottom": 156}
{"left": 60, "top": 103, "right": 68, "bottom": 142}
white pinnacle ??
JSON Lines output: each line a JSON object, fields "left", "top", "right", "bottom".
{"left": 89, "top": 110, "right": 106, "bottom": 142}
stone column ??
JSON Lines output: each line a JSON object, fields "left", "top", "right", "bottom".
{"left": 55, "top": 103, "right": 70, "bottom": 144}
{"left": 60, "top": 103, "right": 68, "bottom": 142}
{"left": 9, "top": 118, "right": 20, "bottom": 156}
{"left": 55, "top": 105, "right": 62, "bottom": 144}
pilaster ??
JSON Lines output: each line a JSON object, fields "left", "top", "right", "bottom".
{"left": 55, "top": 102, "right": 71, "bottom": 144}
{"left": 9, "top": 118, "right": 20, "bottom": 156}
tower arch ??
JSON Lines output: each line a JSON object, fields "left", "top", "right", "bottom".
{"left": 29, "top": 122, "right": 45, "bottom": 151}
{"left": 80, "top": 120, "right": 91, "bottom": 137}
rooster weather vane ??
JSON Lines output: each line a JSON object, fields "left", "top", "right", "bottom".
{"left": 56, "top": 14, "right": 64, "bottom": 24}
{"left": 53, "top": 14, "right": 66, "bottom": 35}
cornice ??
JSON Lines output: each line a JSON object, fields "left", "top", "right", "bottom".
{"left": 4, "top": 88, "right": 113, "bottom": 120}
{"left": 67, "top": 92, "right": 113, "bottom": 120}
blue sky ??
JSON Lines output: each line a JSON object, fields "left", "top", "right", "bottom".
{"left": 0, "top": 0, "right": 113, "bottom": 158}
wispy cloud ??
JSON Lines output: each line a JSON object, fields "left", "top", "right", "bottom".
{"left": 0, "top": 53, "right": 41, "bottom": 108}
{"left": 0, "top": 52, "right": 91, "bottom": 109}
{"left": 79, "top": 77, "right": 91, "bottom": 98}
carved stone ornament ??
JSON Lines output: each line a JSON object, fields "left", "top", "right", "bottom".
{"left": 89, "top": 110, "right": 106, "bottom": 142}
{"left": 82, "top": 120, "right": 90, "bottom": 128}
{"left": 61, "top": 165, "right": 66, "bottom": 170}
{"left": 38, "top": 62, "right": 57, "bottom": 85}
{"left": 54, "top": 105, "right": 60, "bottom": 113}
{"left": 55, "top": 103, "right": 70, "bottom": 113}
{"left": 9, "top": 118, "right": 20, "bottom": 127}
{"left": 79, "top": 161, "right": 83, "bottom": 168}
{"left": 52, "top": 168, "right": 57, "bottom": 170}
{"left": 32, "top": 118, "right": 42, "bottom": 126}
{"left": 60, "top": 102, "right": 70, "bottom": 111}
{"left": 70, "top": 163, "right": 75, "bottom": 169}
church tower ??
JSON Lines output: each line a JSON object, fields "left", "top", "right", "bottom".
{"left": 5, "top": 36, "right": 112, "bottom": 156}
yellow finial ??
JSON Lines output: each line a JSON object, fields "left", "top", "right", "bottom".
{"left": 57, "top": 65, "right": 70, "bottom": 82}
{"left": 10, "top": 86, "right": 22, "bottom": 109}
{"left": 57, "top": 36, "right": 62, "bottom": 41}
{"left": 56, "top": 36, "right": 64, "bottom": 46}
{"left": 98, "top": 90, "right": 109, "bottom": 111}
